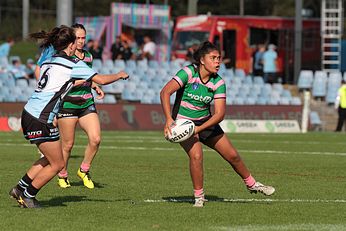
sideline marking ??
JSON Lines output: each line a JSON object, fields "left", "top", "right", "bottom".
{"left": 144, "top": 198, "right": 346, "bottom": 203}
{"left": 213, "top": 224, "right": 346, "bottom": 231}
{"left": 1, "top": 142, "right": 346, "bottom": 156}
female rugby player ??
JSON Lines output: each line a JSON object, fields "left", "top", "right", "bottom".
{"left": 9, "top": 25, "right": 128, "bottom": 208}
{"left": 160, "top": 41, "right": 275, "bottom": 207}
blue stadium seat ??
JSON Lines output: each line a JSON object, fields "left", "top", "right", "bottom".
{"left": 92, "top": 59, "right": 102, "bottom": 70}
{"left": 281, "top": 89, "right": 292, "bottom": 99}
{"left": 310, "top": 111, "right": 322, "bottom": 129}
{"left": 126, "top": 60, "right": 137, "bottom": 70}
{"left": 291, "top": 97, "right": 302, "bottom": 105}
{"left": 103, "top": 95, "right": 116, "bottom": 104}
{"left": 15, "top": 79, "right": 28, "bottom": 88}
{"left": 244, "top": 97, "right": 257, "bottom": 105}
{"left": 148, "top": 60, "right": 159, "bottom": 69}
{"left": 114, "top": 59, "right": 126, "bottom": 69}
{"left": 256, "top": 96, "right": 268, "bottom": 105}
{"left": 272, "top": 83, "right": 283, "bottom": 93}
{"left": 279, "top": 97, "right": 290, "bottom": 105}
{"left": 137, "top": 60, "right": 148, "bottom": 71}
{"left": 235, "top": 68, "right": 245, "bottom": 78}
{"left": 103, "top": 59, "right": 114, "bottom": 69}
{"left": 253, "top": 76, "right": 264, "bottom": 85}
{"left": 312, "top": 77, "right": 327, "bottom": 98}
{"left": 297, "top": 70, "right": 313, "bottom": 90}
{"left": 233, "top": 97, "right": 245, "bottom": 105}
{"left": 314, "top": 71, "right": 327, "bottom": 82}
{"left": 268, "top": 97, "right": 279, "bottom": 105}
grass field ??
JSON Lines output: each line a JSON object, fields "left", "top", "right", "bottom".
{"left": 1, "top": 131, "right": 346, "bottom": 231}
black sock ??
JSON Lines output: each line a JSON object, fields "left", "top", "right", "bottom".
{"left": 24, "top": 184, "right": 39, "bottom": 199}
{"left": 17, "top": 174, "right": 33, "bottom": 192}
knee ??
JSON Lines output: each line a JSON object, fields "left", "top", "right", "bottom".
{"left": 52, "top": 160, "right": 65, "bottom": 173}
{"left": 89, "top": 135, "right": 101, "bottom": 147}
{"left": 190, "top": 153, "right": 203, "bottom": 163}
{"left": 62, "top": 140, "right": 74, "bottom": 152}
{"left": 228, "top": 153, "right": 242, "bottom": 164}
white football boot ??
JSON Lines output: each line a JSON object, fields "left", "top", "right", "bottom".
{"left": 193, "top": 197, "right": 207, "bottom": 207}
{"left": 248, "top": 182, "right": 275, "bottom": 196}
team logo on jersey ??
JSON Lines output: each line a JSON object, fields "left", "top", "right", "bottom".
{"left": 192, "top": 83, "right": 199, "bottom": 90}
{"left": 187, "top": 93, "right": 212, "bottom": 103}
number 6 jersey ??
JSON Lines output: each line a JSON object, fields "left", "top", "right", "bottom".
{"left": 24, "top": 52, "right": 97, "bottom": 124}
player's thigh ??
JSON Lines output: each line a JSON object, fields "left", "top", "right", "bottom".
{"left": 58, "top": 117, "right": 78, "bottom": 142}
{"left": 37, "top": 141, "right": 64, "bottom": 166}
{"left": 180, "top": 135, "right": 203, "bottom": 159}
{"left": 78, "top": 113, "right": 101, "bottom": 140}
{"left": 205, "top": 134, "right": 237, "bottom": 157}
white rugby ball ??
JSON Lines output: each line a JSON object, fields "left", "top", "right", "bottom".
{"left": 166, "top": 119, "right": 195, "bottom": 143}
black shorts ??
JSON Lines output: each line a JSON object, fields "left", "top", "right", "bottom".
{"left": 194, "top": 119, "right": 224, "bottom": 144}
{"left": 21, "top": 110, "right": 60, "bottom": 144}
{"left": 57, "top": 104, "right": 97, "bottom": 119}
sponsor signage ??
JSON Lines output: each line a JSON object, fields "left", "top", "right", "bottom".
{"left": 0, "top": 103, "right": 302, "bottom": 131}
{"left": 220, "top": 120, "right": 301, "bottom": 133}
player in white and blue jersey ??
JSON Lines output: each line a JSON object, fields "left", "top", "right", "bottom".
{"left": 9, "top": 25, "right": 129, "bottom": 208}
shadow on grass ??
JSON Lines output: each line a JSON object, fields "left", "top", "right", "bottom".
{"left": 162, "top": 195, "right": 268, "bottom": 205}
{"left": 70, "top": 181, "right": 105, "bottom": 188}
{"left": 40, "top": 195, "right": 122, "bottom": 207}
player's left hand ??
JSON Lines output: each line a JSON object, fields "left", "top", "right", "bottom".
{"left": 94, "top": 85, "right": 105, "bottom": 100}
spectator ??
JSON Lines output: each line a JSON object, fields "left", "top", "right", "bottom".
{"left": 24, "top": 59, "right": 36, "bottom": 79}
{"left": 335, "top": 80, "right": 346, "bottom": 132}
{"left": 141, "top": 35, "right": 156, "bottom": 60}
{"left": 262, "top": 44, "right": 278, "bottom": 84}
{"left": 85, "top": 39, "right": 94, "bottom": 51}
{"left": 9, "top": 59, "right": 30, "bottom": 82}
{"left": 111, "top": 36, "right": 123, "bottom": 60}
{"left": 89, "top": 40, "right": 103, "bottom": 59}
{"left": 119, "top": 41, "right": 133, "bottom": 61}
{"left": 253, "top": 44, "right": 265, "bottom": 77}
{"left": 0, "top": 37, "right": 15, "bottom": 68}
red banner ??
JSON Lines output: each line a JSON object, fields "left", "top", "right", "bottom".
{"left": 0, "top": 103, "right": 302, "bottom": 131}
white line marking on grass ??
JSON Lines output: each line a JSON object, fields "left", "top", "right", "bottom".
{"left": 1, "top": 142, "right": 346, "bottom": 157}
{"left": 213, "top": 224, "right": 346, "bottom": 231}
{"left": 144, "top": 198, "right": 346, "bottom": 203}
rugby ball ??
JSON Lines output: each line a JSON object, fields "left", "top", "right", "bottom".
{"left": 166, "top": 119, "right": 195, "bottom": 143}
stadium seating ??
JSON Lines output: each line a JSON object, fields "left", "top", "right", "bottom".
{"left": 0, "top": 59, "right": 316, "bottom": 107}
{"left": 312, "top": 76, "right": 327, "bottom": 98}
{"left": 310, "top": 111, "right": 322, "bottom": 130}
{"left": 291, "top": 97, "right": 302, "bottom": 105}
{"left": 297, "top": 70, "right": 313, "bottom": 90}
{"left": 326, "top": 72, "right": 342, "bottom": 105}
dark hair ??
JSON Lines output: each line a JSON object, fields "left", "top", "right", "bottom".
{"left": 29, "top": 25, "right": 76, "bottom": 52}
{"left": 192, "top": 41, "right": 219, "bottom": 64}
{"left": 71, "top": 23, "right": 86, "bottom": 33}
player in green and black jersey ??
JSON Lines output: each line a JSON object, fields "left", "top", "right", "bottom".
{"left": 160, "top": 41, "right": 275, "bottom": 207}
{"left": 56, "top": 23, "right": 104, "bottom": 189}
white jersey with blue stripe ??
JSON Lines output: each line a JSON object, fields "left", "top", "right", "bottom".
{"left": 24, "top": 52, "right": 97, "bottom": 123}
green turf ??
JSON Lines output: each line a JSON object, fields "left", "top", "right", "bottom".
{"left": 1, "top": 131, "right": 346, "bottom": 231}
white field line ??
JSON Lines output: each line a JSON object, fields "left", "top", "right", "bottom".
{"left": 98, "top": 135, "right": 346, "bottom": 146}
{"left": 144, "top": 198, "right": 346, "bottom": 204}
{"left": 213, "top": 224, "right": 346, "bottom": 231}
{"left": 1, "top": 142, "right": 346, "bottom": 157}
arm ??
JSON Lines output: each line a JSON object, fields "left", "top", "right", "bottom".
{"left": 91, "top": 71, "right": 129, "bottom": 85}
{"left": 194, "top": 98, "right": 225, "bottom": 134}
{"left": 34, "top": 65, "right": 40, "bottom": 80}
{"left": 92, "top": 82, "right": 105, "bottom": 100}
{"left": 160, "top": 79, "right": 180, "bottom": 136}
{"left": 335, "top": 90, "right": 341, "bottom": 110}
